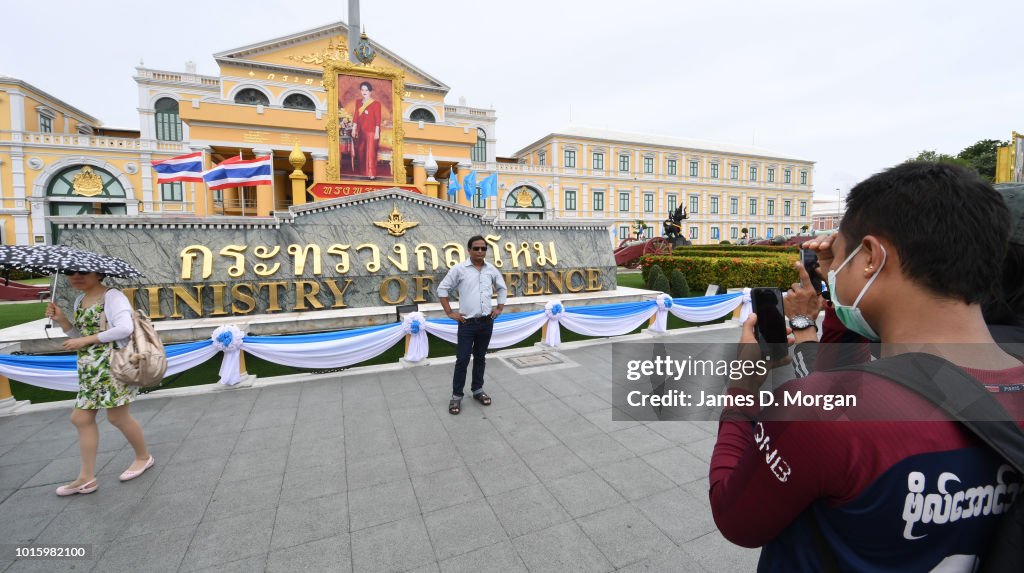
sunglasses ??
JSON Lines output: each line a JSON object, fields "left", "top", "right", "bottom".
{"left": 470, "top": 246, "right": 487, "bottom": 252}
{"left": 61, "top": 270, "right": 92, "bottom": 276}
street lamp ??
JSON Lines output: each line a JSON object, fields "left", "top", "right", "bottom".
{"left": 835, "top": 187, "right": 841, "bottom": 230}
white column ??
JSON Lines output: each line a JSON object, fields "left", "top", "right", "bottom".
{"left": 63, "top": 114, "right": 71, "bottom": 133}
{"left": 140, "top": 152, "right": 154, "bottom": 210}
{"left": 8, "top": 89, "right": 25, "bottom": 143}
{"left": 551, "top": 141, "right": 559, "bottom": 168}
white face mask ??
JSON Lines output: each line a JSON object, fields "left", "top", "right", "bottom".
{"left": 827, "top": 243, "right": 887, "bottom": 342}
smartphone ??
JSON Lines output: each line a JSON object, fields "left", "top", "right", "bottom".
{"left": 750, "top": 287, "right": 788, "bottom": 359}
{"left": 801, "top": 248, "right": 828, "bottom": 301}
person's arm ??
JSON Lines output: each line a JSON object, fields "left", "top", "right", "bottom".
{"left": 374, "top": 103, "right": 381, "bottom": 140}
{"left": 97, "top": 289, "right": 134, "bottom": 344}
{"left": 437, "top": 267, "right": 465, "bottom": 323}
{"left": 490, "top": 269, "right": 507, "bottom": 319}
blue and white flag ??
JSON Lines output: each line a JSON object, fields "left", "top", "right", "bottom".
{"left": 447, "top": 168, "right": 460, "bottom": 197}
{"left": 152, "top": 152, "right": 204, "bottom": 183}
{"left": 462, "top": 170, "right": 477, "bottom": 202}
{"left": 202, "top": 155, "right": 272, "bottom": 191}
{"left": 479, "top": 173, "right": 498, "bottom": 199}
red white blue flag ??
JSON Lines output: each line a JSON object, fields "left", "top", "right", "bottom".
{"left": 202, "top": 155, "right": 273, "bottom": 191}
{"left": 152, "top": 152, "right": 204, "bottom": 183}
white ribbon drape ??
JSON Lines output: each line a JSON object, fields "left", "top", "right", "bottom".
{"left": 422, "top": 311, "right": 548, "bottom": 349}
{"left": 241, "top": 324, "right": 406, "bottom": 370}
{"left": 210, "top": 324, "right": 246, "bottom": 386}
{"left": 651, "top": 293, "right": 673, "bottom": 333}
{"left": 543, "top": 301, "right": 564, "bottom": 346}
{"left": 558, "top": 303, "right": 657, "bottom": 339}
{"left": 403, "top": 312, "right": 428, "bottom": 363}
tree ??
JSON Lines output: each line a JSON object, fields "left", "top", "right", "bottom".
{"left": 906, "top": 150, "right": 971, "bottom": 168}
{"left": 801, "top": 224, "right": 810, "bottom": 234}
{"left": 669, "top": 269, "right": 690, "bottom": 298}
{"left": 956, "top": 139, "right": 1008, "bottom": 183}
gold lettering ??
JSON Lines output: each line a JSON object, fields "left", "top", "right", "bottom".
{"left": 209, "top": 284, "right": 229, "bottom": 316}
{"left": 267, "top": 73, "right": 276, "bottom": 80}
{"left": 544, "top": 270, "right": 565, "bottom": 294}
{"left": 413, "top": 275, "right": 434, "bottom": 303}
{"left": 293, "top": 281, "right": 325, "bottom": 310}
{"left": 122, "top": 287, "right": 138, "bottom": 310}
{"left": 231, "top": 283, "right": 257, "bottom": 314}
{"left": 220, "top": 245, "right": 247, "bottom": 278}
{"left": 565, "top": 269, "right": 586, "bottom": 293}
{"left": 442, "top": 242, "right": 465, "bottom": 268}
{"left": 324, "top": 279, "right": 353, "bottom": 308}
{"left": 524, "top": 272, "right": 543, "bottom": 295}
{"left": 585, "top": 268, "right": 602, "bottom": 292}
{"left": 534, "top": 241, "right": 558, "bottom": 266}
{"left": 379, "top": 276, "right": 409, "bottom": 305}
{"left": 305, "top": 78, "right": 313, "bottom": 85}
{"left": 504, "top": 242, "right": 533, "bottom": 268}
{"left": 253, "top": 245, "right": 281, "bottom": 276}
{"left": 170, "top": 285, "right": 204, "bottom": 319}
{"left": 180, "top": 245, "right": 212, "bottom": 280}
{"left": 144, "top": 287, "right": 164, "bottom": 319}
{"left": 327, "top": 244, "right": 351, "bottom": 273}
{"left": 261, "top": 281, "right": 288, "bottom": 312}
{"left": 485, "top": 235, "right": 504, "bottom": 268}
{"left": 414, "top": 243, "right": 439, "bottom": 272}
{"left": 388, "top": 244, "right": 409, "bottom": 272}
{"left": 288, "top": 244, "right": 322, "bottom": 275}
{"left": 503, "top": 272, "right": 522, "bottom": 297}
{"left": 357, "top": 243, "right": 381, "bottom": 272}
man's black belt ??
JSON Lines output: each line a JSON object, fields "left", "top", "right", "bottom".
{"left": 461, "top": 315, "right": 492, "bottom": 323}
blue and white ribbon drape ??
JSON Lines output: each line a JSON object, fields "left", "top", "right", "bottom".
{"left": 0, "top": 292, "right": 751, "bottom": 391}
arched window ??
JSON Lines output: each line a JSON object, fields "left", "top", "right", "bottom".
{"left": 154, "top": 98, "right": 182, "bottom": 141}
{"left": 234, "top": 88, "right": 270, "bottom": 106}
{"left": 504, "top": 186, "right": 545, "bottom": 220}
{"left": 410, "top": 108, "right": 435, "bottom": 123}
{"left": 283, "top": 93, "right": 316, "bottom": 111}
{"left": 47, "top": 165, "right": 128, "bottom": 240}
{"left": 472, "top": 128, "right": 487, "bottom": 163}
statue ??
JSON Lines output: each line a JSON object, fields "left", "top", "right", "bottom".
{"left": 662, "top": 206, "right": 690, "bottom": 245}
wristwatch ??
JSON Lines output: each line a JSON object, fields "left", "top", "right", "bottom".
{"left": 789, "top": 315, "right": 817, "bottom": 331}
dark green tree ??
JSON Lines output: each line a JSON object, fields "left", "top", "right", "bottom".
{"left": 669, "top": 269, "right": 690, "bottom": 298}
{"left": 906, "top": 150, "right": 971, "bottom": 169}
{"left": 956, "top": 139, "right": 1008, "bottom": 183}
{"left": 651, "top": 274, "right": 671, "bottom": 296}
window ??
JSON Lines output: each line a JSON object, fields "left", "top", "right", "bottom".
{"left": 731, "top": 227, "right": 739, "bottom": 239}
{"left": 592, "top": 152, "right": 604, "bottom": 171}
{"left": 800, "top": 201, "right": 807, "bottom": 217}
{"left": 38, "top": 112, "right": 53, "bottom": 133}
{"left": 748, "top": 226, "right": 757, "bottom": 238}
{"left": 564, "top": 149, "right": 576, "bottom": 168}
{"left": 689, "top": 226, "right": 699, "bottom": 240}
{"left": 785, "top": 169, "right": 792, "bottom": 184}
{"left": 767, "top": 199, "right": 775, "bottom": 216}
{"left": 689, "top": 160, "right": 699, "bottom": 177}
{"left": 473, "top": 186, "right": 485, "bottom": 208}
{"left": 234, "top": 88, "right": 269, "bottom": 106}
{"left": 504, "top": 186, "right": 545, "bottom": 219}
{"left": 593, "top": 191, "right": 604, "bottom": 211}
{"left": 643, "top": 193, "right": 654, "bottom": 213}
{"left": 160, "top": 182, "right": 183, "bottom": 202}
{"left": 619, "top": 226, "right": 630, "bottom": 240}
{"left": 710, "top": 163, "right": 719, "bottom": 178}
{"left": 154, "top": 98, "right": 182, "bottom": 141}
{"left": 767, "top": 227, "right": 775, "bottom": 239}
{"left": 710, "top": 196, "right": 719, "bottom": 214}
{"left": 784, "top": 200, "right": 792, "bottom": 216}
{"left": 667, "top": 159, "right": 677, "bottom": 175}
{"left": 283, "top": 93, "right": 316, "bottom": 111}
{"left": 711, "top": 227, "right": 720, "bottom": 240}
{"left": 730, "top": 165, "right": 739, "bottom": 180}
{"left": 538, "top": 151, "right": 546, "bottom": 166}
{"left": 689, "top": 195, "right": 699, "bottom": 214}
{"left": 619, "top": 192, "right": 630, "bottom": 212}
{"left": 667, "top": 194, "right": 677, "bottom": 212}
{"left": 767, "top": 168, "right": 775, "bottom": 183}
{"left": 472, "top": 129, "right": 487, "bottom": 163}
{"left": 409, "top": 107, "right": 435, "bottom": 122}
{"left": 749, "top": 198, "right": 757, "bottom": 216}
{"left": 750, "top": 166, "right": 758, "bottom": 181}
{"left": 784, "top": 227, "right": 792, "bottom": 236}
{"left": 730, "top": 197, "right": 738, "bottom": 215}
{"left": 800, "top": 170, "right": 808, "bottom": 185}
{"left": 564, "top": 190, "right": 577, "bottom": 211}
{"left": 643, "top": 157, "right": 654, "bottom": 174}
{"left": 619, "top": 154, "right": 630, "bottom": 172}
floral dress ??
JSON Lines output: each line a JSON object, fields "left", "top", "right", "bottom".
{"left": 74, "top": 302, "right": 137, "bottom": 409}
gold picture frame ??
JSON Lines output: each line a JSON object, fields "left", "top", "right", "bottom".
{"left": 324, "top": 61, "right": 406, "bottom": 184}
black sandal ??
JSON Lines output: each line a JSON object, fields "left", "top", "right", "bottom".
{"left": 473, "top": 392, "right": 492, "bottom": 406}
{"left": 449, "top": 398, "right": 462, "bottom": 415}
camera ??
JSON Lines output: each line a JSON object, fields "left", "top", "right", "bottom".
{"left": 801, "top": 248, "right": 829, "bottom": 300}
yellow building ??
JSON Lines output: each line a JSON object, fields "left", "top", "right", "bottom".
{"left": 0, "top": 21, "right": 813, "bottom": 247}
{"left": 996, "top": 131, "right": 1023, "bottom": 184}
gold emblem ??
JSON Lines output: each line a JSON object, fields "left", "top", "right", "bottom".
{"left": 515, "top": 188, "right": 533, "bottom": 208}
{"left": 374, "top": 205, "right": 418, "bottom": 237}
{"left": 72, "top": 166, "right": 103, "bottom": 197}
{"left": 288, "top": 37, "right": 349, "bottom": 66}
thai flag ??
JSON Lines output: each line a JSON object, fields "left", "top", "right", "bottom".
{"left": 202, "top": 155, "right": 273, "bottom": 190}
{"left": 152, "top": 152, "right": 204, "bottom": 183}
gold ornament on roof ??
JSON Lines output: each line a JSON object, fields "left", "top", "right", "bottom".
{"left": 288, "top": 37, "right": 349, "bottom": 66}
{"left": 374, "top": 205, "right": 419, "bottom": 237}
{"left": 72, "top": 166, "right": 103, "bottom": 197}
{"left": 515, "top": 188, "right": 533, "bottom": 208}
{"left": 289, "top": 142, "right": 306, "bottom": 170}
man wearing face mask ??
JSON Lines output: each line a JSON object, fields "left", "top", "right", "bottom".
{"left": 709, "top": 162, "right": 1024, "bottom": 571}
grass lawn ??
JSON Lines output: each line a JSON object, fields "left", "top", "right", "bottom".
{"left": 18, "top": 277, "right": 52, "bottom": 285}
{"left": 6, "top": 271, "right": 727, "bottom": 404}
{"left": 0, "top": 302, "right": 47, "bottom": 329}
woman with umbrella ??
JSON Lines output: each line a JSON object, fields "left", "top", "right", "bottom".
{"left": 1, "top": 245, "right": 154, "bottom": 495}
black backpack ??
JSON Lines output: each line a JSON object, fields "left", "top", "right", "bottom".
{"left": 808, "top": 353, "right": 1024, "bottom": 573}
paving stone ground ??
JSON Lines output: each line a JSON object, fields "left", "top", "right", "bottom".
{"left": 0, "top": 325, "right": 760, "bottom": 572}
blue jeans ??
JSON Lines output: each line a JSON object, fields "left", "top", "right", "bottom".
{"left": 452, "top": 318, "right": 493, "bottom": 398}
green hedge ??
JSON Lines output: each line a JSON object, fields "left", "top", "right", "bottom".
{"left": 674, "top": 245, "right": 800, "bottom": 254}
{"left": 671, "top": 249, "right": 797, "bottom": 260}
{"left": 641, "top": 255, "right": 799, "bottom": 293}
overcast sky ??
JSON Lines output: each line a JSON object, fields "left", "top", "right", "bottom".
{"left": 4, "top": 0, "right": 1021, "bottom": 203}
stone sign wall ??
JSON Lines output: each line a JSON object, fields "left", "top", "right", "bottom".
{"left": 52, "top": 189, "right": 616, "bottom": 320}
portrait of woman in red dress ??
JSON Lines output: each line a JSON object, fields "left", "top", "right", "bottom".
{"left": 352, "top": 81, "right": 381, "bottom": 179}
{"left": 336, "top": 74, "right": 394, "bottom": 181}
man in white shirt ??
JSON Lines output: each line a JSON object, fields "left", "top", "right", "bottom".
{"left": 437, "top": 235, "right": 508, "bottom": 415}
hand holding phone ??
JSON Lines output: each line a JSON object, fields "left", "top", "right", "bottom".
{"left": 750, "top": 287, "right": 789, "bottom": 360}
